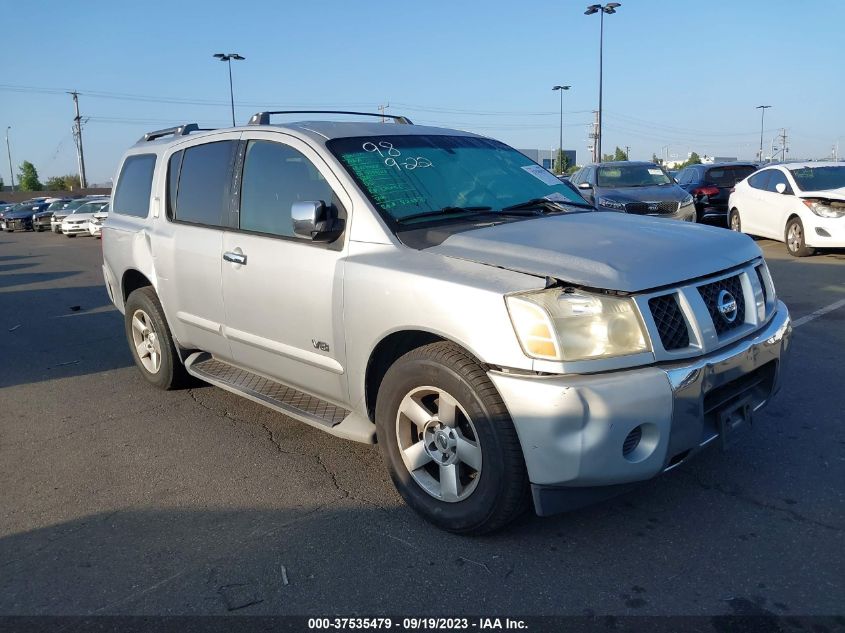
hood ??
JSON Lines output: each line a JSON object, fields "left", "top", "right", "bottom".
{"left": 426, "top": 212, "right": 761, "bottom": 293}
{"left": 5, "top": 208, "right": 37, "bottom": 218}
{"left": 797, "top": 188, "right": 845, "bottom": 200}
{"left": 64, "top": 212, "right": 95, "bottom": 220}
{"left": 595, "top": 184, "right": 688, "bottom": 203}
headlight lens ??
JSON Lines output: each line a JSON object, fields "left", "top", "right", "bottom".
{"left": 506, "top": 289, "right": 650, "bottom": 361}
{"left": 597, "top": 197, "right": 627, "bottom": 212}
{"left": 680, "top": 194, "right": 694, "bottom": 207}
{"left": 803, "top": 199, "right": 845, "bottom": 218}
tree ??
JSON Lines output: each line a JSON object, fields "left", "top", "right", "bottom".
{"left": 687, "top": 151, "right": 702, "bottom": 166}
{"left": 18, "top": 161, "right": 42, "bottom": 191}
{"left": 45, "top": 176, "right": 66, "bottom": 190}
{"left": 566, "top": 164, "right": 580, "bottom": 175}
{"left": 602, "top": 146, "right": 628, "bottom": 162}
{"left": 555, "top": 149, "right": 570, "bottom": 174}
{"left": 62, "top": 174, "right": 81, "bottom": 190}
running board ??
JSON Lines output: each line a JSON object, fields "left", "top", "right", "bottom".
{"left": 184, "top": 352, "right": 376, "bottom": 444}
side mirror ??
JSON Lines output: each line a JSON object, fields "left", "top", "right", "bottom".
{"left": 578, "top": 182, "right": 592, "bottom": 190}
{"left": 775, "top": 182, "right": 788, "bottom": 194}
{"left": 292, "top": 200, "right": 344, "bottom": 242}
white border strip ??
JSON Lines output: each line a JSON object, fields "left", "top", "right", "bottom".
{"left": 792, "top": 298, "right": 845, "bottom": 328}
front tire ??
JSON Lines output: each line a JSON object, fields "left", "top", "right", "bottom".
{"left": 124, "top": 287, "right": 189, "bottom": 390}
{"left": 786, "top": 217, "right": 814, "bottom": 257}
{"left": 729, "top": 209, "right": 742, "bottom": 233}
{"left": 375, "top": 342, "right": 530, "bottom": 534}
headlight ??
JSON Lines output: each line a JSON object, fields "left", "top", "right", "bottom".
{"left": 803, "top": 199, "right": 845, "bottom": 218}
{"left": 597, "top": 197, "right": 627, "bottom": 212}
{"left": 32, "top": 214, "right": 37, "bottom": 220}
{"left": 680, "top": 194, "right": 694, "bottom": 207}
{"left": 506, "top": 288, "right": 650, "bottom": 362}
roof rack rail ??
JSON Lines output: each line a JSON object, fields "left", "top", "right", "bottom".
{"left": 247, "top": 110, "right": 413, "bottom": 126}
{"left": 139, "top": 123, "right": 201, "bottom": 143}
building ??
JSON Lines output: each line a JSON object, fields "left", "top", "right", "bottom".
{"left": 518, "top": 149, "right": 577, "bottom": 173}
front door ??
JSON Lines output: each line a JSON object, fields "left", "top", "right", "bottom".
{"left": 220, "top": 132, "right": 352, "bottom": 404}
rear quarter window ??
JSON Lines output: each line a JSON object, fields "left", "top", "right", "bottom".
{"left": 113, "top": 154, "right": 157, "bottom": 217}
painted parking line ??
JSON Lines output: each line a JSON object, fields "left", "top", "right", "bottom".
{"left": 792, "top": 298, "right": 845, "bottom": 328}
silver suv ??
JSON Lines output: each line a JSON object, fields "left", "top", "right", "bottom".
{"left": 102, "top": 112, "right": 792, "bottom": 534}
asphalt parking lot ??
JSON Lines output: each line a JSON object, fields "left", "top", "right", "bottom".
{"left": 0, "top": 228, "right": 843, "bottom": 618}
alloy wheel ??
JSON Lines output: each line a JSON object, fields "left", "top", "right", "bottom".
{"left": 395, "top": 386, "right": 482, "bottom": 503}
{"left": 130, "top": 309, "right": 162, "bottom": 374}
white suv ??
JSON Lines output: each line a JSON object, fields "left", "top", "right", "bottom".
{"left": 102, "top": 113, "right": 791, "bottom": 533}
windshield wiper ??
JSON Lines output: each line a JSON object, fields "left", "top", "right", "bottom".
{"left": 500, "top": 198, "right": 593, "bottom": 213}
{"left": 396, "top": 206, "right": 493, "bottom": 223}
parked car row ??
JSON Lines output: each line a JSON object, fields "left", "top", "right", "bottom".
{"left": 0, "top": 195, "right": 109, "bottom": 238}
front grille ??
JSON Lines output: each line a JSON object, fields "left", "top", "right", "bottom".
{"left": 698, "top": 275, "right": 745, "bottom": 335}
{"left": 625, "top": 200, "right": 679, "bottom": 215}
{"left": 755, "top": 266, "right": 768, "bottom": 305}
{"left": 648, "top": 294, "right": 690, "bottom": 350}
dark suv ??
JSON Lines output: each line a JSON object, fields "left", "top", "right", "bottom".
{"left": 675, "top": 162, "right": 757, "bottom": 224}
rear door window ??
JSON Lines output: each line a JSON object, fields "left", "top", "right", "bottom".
{"left": 171, "top": 141, "right": 237, "bottom": 227}
{"left": 113, "top": 154, "right": 157, "bottom": 217}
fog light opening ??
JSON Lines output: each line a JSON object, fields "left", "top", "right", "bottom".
{"left": 815, "top": 227, "right": 831, "bottom": 237}
{"left": 622, "top": 426, "right": 642, "bottom": 457}
{"left": 622, "top": 423, "right": 660, "bottom": 463}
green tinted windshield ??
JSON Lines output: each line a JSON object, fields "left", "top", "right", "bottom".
{"left": 788, "top": 166, "right": 845, "bottom": 192}
{"left": 328, "top": 135, "right": 584, "bottom": 223}
{"left": 597, "top": 164, "right": 672, "bottom": 187}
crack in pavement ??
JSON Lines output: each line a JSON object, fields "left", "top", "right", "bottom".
{"left": 187, "top": 388, "right": 375, "bottom": 507}
{"left": 675, "top": 469, "right": 843, "bottom": 533}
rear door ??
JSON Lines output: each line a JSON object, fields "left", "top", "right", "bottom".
{"left": 154, "top": 134, "right": 240, "bottom": 360}
{"left": 220, "top": 132, "right": 352, "bottom": 404}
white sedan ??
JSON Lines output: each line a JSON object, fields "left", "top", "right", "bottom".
{"left": 61, "top": 199, "right": 109, "bottom": 237}
{"left": 87, "top": 205, "right": 109, "bottom": 238}
{"left": 728, "top": 162, "right": 845, "bottom": 257}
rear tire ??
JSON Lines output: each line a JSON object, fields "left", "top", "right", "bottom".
{"left": 124, "top": 287, "right": 190, "bottom": 390}
{"left": 785, "top": 217, "right": 814, "bottom": 257}
{"left": 375, "top": 341, "right": 530, "bottom": 534}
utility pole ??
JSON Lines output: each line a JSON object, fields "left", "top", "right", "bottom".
{"left": 378, "top": 102, "right": 390, "bottom": 123}
{"left": 5, "top": 127, "right": 15, "bottom": 191}
{"left": 589, "top": 111, "right": 599, "bottom": 162}
{"left": 756, "top": 105, "right": 771, "bottom": 163}
{"left": 625, "top": 145, "right": 630, "bottom": 160}
{"left": 778, "top": 128, "right": 788, "bottom": 162}
{"left": 69, "top": 91, "right": 87, "bottom": 188}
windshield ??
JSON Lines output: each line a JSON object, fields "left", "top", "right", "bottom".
{"left": 597, "top": 164, "right": 672, "bottom": 188}
{"left": 73, "top": 201, "right": 108, "bottom": 214}
{"left": 46, "top": 201, "right": 68, "bottom": 211}
{"left": 788, "top": 166, "right": 845, "bottom": 192}
{"left": 328, "top": 135, "right": 587, "bottom": 224}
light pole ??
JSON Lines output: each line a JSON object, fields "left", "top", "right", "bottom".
{"left": 552, "top": 85, "right": 570, "bottom": 173}
{"left": 213, "top": 53, "right": 245, "bottom": 126}
{"left": 756, "top": 105, "right": 771, "bottom": 163}
{"left": 5, "top": 127, "right": 14, "bottom": 191}
{"left": 585, "top": 3, "right": 620, "bottom": 163}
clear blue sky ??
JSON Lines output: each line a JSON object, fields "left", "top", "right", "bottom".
{"left": 3, "top": 0, "right": 843, "bottom": 184}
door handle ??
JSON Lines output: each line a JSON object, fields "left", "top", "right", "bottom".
{"left": 223, "top": 251, "right": 247, "bottom": 265}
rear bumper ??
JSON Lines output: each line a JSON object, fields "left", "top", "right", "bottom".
{"left": 489, "top": 301, "right": 792, "bottom": 515}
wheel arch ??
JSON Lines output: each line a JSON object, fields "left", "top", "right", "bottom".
{"left": 122, "top": 268, "right": 154, "bottom": 303}
{"left": 364, "top": 329, "right": 487, "bottom": 423}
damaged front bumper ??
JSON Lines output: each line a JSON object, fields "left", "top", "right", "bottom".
{"left": 488, "top": 301, "right": 792, "bottom": 516}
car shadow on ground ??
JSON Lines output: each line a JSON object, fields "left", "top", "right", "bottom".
{"left": 0, "top": 284, "right": 133, "bottom": 387}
